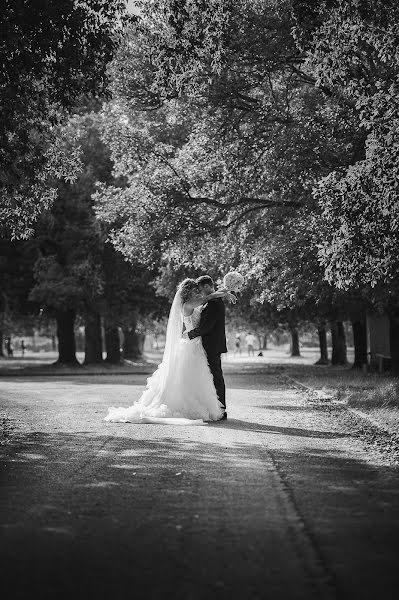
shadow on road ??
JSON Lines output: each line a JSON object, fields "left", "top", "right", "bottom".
{"left": 1, "top": 428, "right": 399, "bottom": 599}
{"left": 209, "top": 418, "right": 349, "bottom": 439}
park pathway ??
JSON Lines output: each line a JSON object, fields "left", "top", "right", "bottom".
{"left": 1, "top": 367, "right": 399, "bottom": 599}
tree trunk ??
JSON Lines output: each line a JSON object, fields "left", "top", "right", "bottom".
{"left": 315, "top": 323, "right": 329, "bottom": 365}
{"left": 105, "top": 326, "right": 121, "bottom": 364}
{"left": 389, "top": 313, "right": 399, "bottom": 376}
{"left": 262, "top": 333, "right": 268, "bottom": 350}
{"left": 0, "top": 328, "right": 4, "bottom": 357}
{"left": 289, "top": 327, "right": 300, "bottom": 357}
{"left": 139, "top": 333, "right": 145, "bottom": 354}
{"left": 123, "top": 324, "right": 142, "bottom": 360}
{"left": 55, "top": 309, "right": 78, "bottom": 365}
{"left": 331, "top": 320, "right": 347, "bottom": 365}
{"left": 84, "top": 312, "right": 103, "bottom": 364}
{"left": 352, "top": 318, "right": 367, "bottom": 369}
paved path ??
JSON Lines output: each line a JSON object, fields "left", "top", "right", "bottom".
{"left": 1, "top": 368, "right": 398, "bottom": 599}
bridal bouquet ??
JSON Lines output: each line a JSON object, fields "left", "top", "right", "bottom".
{"left": 223, "top": 271, "right": 245, "bottom": 293}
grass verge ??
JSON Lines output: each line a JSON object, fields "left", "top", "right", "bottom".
{"left": 284, "top": 364, "right": 399, "bottom": 435}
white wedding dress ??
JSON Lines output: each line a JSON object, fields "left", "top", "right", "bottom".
{"left": 104, "top": 294, "right": 224, "bottom": 425}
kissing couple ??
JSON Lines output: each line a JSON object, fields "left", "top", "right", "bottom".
{"left": 105, "top": 275, "right": 237, "bottom": 425}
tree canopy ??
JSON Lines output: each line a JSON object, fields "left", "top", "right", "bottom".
{"left": 3, "top": 0, "right": 399, "bottom": 370}
{"left": 1, "top": 0, "right": 131, "bottom": 238}
{"left": 298, "top": 0, "right": 399, "bottom": 310}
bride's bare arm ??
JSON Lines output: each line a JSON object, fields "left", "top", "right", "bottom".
{"left": 183, "top": 290, "right": 236, "bottom": 315}
{"left": 204, "top": 289, "right": 236, "bottom": 304}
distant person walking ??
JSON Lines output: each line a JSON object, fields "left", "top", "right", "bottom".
{"left": 20, "top": 339, "right": 26, "bottom": 357}
{"left": 6, "top": 337, "right": 13, "bottom": 357}
{"left": 234, "top": 333, "right": 241, "bottom": 356}
{"left": 245, "top": 332, "right": 256, "bottom": 357}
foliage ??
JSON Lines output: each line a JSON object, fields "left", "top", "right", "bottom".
{"left": 102, "top": 241, "right": 169, "bottom": 328}
{"left": 94, "top": 0, "right": 399, "bottom": 347}
{"left": 95, "top": 2, "right": 359, "bottom": 310}
{"left": 0, "top": 239, "right": 39, "bottom": 337}
{"left": 30, "top": 112, "right": 110, "bottom": 314}
{"left": 293, "top": 0, "right": 399, "bottom": 308}
{"left": 1, "top": 0, "right": 130, "bottom": 238}
{"left": 28, "top": 109, "right": 164, "bottom": 329}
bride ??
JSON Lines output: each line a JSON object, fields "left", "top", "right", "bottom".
{"left": 104, "top": 278, "right": 234, "bottom": 425}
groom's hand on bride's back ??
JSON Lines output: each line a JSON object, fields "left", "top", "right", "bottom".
{"left": 188, "top": 330, "right": 198, "bottom": 340}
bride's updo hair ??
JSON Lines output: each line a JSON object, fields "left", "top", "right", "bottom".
{"left": 178, "top": 278, "right": 198, "bottom": 303}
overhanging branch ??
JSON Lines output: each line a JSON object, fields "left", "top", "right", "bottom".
{"left": 190, "top": 196, "right": 300, "bottom": 208}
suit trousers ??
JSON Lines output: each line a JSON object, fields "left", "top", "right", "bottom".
{"left": 206, "top": 353, "right": 226, "bottom": 408}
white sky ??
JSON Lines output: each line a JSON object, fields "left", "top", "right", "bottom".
{"left": 126, "top": 1, "right": 141, "bottom": 15}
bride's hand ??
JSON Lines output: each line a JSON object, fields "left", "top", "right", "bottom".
{"left": 208, "top": 288, "right": 237, "bottom": 303}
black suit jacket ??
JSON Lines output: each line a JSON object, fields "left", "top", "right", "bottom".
{"left": 189, "top": 298, "right": 227, "bottom": 355}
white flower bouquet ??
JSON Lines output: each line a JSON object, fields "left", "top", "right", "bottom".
{"left": 223, "top": 271, "right": 245, "bottom": 293}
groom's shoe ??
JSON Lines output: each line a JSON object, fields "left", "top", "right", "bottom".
{"left": 219, "top": 411, "right": 227, "bottom": 421}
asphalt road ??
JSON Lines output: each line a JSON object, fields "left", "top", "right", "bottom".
{"left": 1, "top": 366, "right": 398, "bottom": 600}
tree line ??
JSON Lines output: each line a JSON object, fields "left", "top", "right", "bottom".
{"left": 1, "top": 1, "right": 399, "bottom": 372}
{"left": 94, "top": 0, "right": 399, "bottom": 372}
{"left": 0, "top": 2, "right": 165, "bottom": 365}
{"left": 1, "top": 109, "right": 166, "bottom": 364}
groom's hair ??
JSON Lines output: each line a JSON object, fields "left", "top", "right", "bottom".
{"left": 196, "top": 275, "right": 214, "bottom": 288}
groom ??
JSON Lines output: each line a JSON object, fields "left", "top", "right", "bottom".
{"left": 188, "top": 275, "right": 228, "bottom": 420}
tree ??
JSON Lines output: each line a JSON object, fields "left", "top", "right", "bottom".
{"left": 95, "top": 0, "right": 397, "bottom": 374}
{"left": 0, "top": 239, "right": 39, "bottom": 357}
{"left": 30, "top": 107, "right": 168, "bottom": 366}
{"left": 296, "top": 0, "right": 399, "bottom": 372}
{"left": 101, "top": 242, "right": 168, "bottom": 363}
{"left": 1, "top": 0, "right": 130, "bottom": 238}
{"left": 99, "top": 1, "right": 360, "bottom": 236}
{"left": 30, "top": 112, "right": 112, "bottom": 364}
{"left": 96, "top": 2, "right": 358, "bottom": 265}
